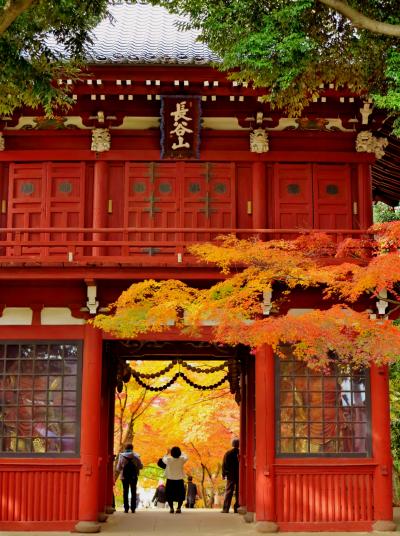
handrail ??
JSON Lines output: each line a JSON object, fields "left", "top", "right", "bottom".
{"left": 0, "top": 227, "right": 372, "bottom": 234}
{"left": 0, "top": 227, "right": 373, "bottom": 265}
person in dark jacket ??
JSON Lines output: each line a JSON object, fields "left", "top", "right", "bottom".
{"left": 185, "top": 476, "right": 198, "bottom": 508}
{"left": 221, "top": 438, "right": 239, "bottom": 513}
{"left": 115, "top": 443, "right": 143, "bottom": 513}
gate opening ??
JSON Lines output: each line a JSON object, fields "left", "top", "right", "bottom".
{"left": 109, "top": 341, "right": 247, "bottom": 512}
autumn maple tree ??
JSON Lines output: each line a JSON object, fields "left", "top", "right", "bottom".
{"left": 94, "top": 221, "right": 400, "bottom": 371}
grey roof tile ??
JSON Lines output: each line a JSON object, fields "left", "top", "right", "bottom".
{"left": 83, "top": 2, "right": 220, "bottom": 65}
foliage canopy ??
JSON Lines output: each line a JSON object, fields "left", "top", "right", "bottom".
{"left": 150, "top": 0, "right": 400, "bottom": 133}
{"left": 0, "top": 0, "right": 110, "bottom": 115}
{"left": 93, "top": 222, "right": 400, "bottom": 371}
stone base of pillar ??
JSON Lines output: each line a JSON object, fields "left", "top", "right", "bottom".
{"left": 105, "top": 506, "right": 115, "bottom": 514}
{"left": 75, "top": 521, "right": 101, "bottom": 533}
{"left": 244, "top": 511, "right": 254, "bottom": 523}
{"left": 372, "top": 520, "right": 397, "bottom": 531}
{"left": 97, "top": 512, "right": 108, "bottom": 522}
{"left": 237, "top": 506, "right": 247, "bottom": 515}
{"left": 255, "top": 521, "right": 279, "bottom": 533}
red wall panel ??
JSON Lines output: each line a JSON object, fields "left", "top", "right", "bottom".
{"left": 0, "top": 464, "right": 80, "bottom": 523}
{"left": 276, "top": 466, "right": 374, "bottom": 527}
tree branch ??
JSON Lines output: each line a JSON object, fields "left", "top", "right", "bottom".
{"left": 317, "top": 0, "right": 400, "bottom": 37}
{"left": 0, "top": 0, "right": 36, "bottom": 35}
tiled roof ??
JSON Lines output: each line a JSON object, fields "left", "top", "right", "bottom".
{"left": 84, "top": 2, "right": 220, "bottom": 65}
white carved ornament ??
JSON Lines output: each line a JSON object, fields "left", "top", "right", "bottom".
{"left": 355, "top": 130, "right": 388, "bottom": 159}
{"left": 91, "top": 128, "right": 111, "bottom": 152}
{"left": 0, "top": 133, "right": 4, "bottom": 151}
{"left": 250, "top": 128, "right": 269, "bottom": 153}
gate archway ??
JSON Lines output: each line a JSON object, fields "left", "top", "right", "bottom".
{"left": 100, "top": 340, "right": 255, "bottom": 519}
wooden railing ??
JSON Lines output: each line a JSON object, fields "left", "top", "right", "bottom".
{"left": 0, "top": 227, "right": 372, "bottom": 265}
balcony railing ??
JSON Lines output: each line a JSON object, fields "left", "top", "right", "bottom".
{"left": 0, "top": 227, "right": 371, "bottom": 266}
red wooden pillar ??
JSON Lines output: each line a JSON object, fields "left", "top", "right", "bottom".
{"left": 239, "top": 365, "right": 247, "bottom": 508}
{"left": 75, "top": 325, "right": 103, "bottom": 533}
{"left": 370, "top": 364, "right": 395, "bottom": 530}
{"left": 357, "top": 162, "right": 373, "bottom": 230}
{"left": 93, "top": 161, "right": 108, "bottom": 256}
{"left": 106, "top": 375, "right": 116, "bottom": 514}
{"left": 245, "top": 357, "right": 256, "bottom": 516}
{"left": 97, "top": 354, "right": 110, "bottom": 522}
{"left": 252, "top": 162, "right": 267, "bottom": 234}
{"left": 255, "top": 345, "right": 278, "bottom": 531}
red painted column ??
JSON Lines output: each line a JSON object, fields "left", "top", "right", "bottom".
{"left": 93, "top": 161, "right": 108, "bottom": 256}
{"left": 370, "top": 364, "right": 395, "bottom": 530}
{"left": 239, "top": 366, "right": 247, "bottom": 508}
{"left": 252, "top": 162, "right": 267, "bottom": 234}
{"left": 246, "top": 357, "right": 256, "bottom": 515}
{"left": 97, "top": 353, "right": 110, "bottom": 522}
{"left": 106, "top": 377, "right": 116, "bottom": 513}
{"left": 75, "top": 325, "right": 103, "bottom": 533}
{"left": 255, "top": 345, "right": 277, "bottom": 530}
{"left": 357, "top": 162, "right": 373, "bottom": 229}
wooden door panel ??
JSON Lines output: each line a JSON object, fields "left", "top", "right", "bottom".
{"left": 125, "top": 163, "right": 180, "bottom": 248}
{"left": 182, "top": 163, "right": 209, "bottom": 241}
{"left": 8, "top": 163, "right": 46, "bottom": 227}
{"left": 47, "top": 163, "right": 85, "bottom": 254}
{"left": 8, "top": 163, "right": 86, "bottom": 258}
{"left": 273, "top": 164, "right": 313, "bottom": 233}
{"left": 8, "top": 163, "right": 47, "bottom": 255}
{"left": 313, "top": 164, "right": 352, "bottom": 230}
{"left": 278, "top": 209, "right": 312, "bottom": 229}
{"left": 182, "top": 163, "right": 235, "bottom": 241}
{"left": 125, "top": 162, "right": 235, "bottom": 247}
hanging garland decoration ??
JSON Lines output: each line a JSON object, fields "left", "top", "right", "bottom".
{"left": 130, "top": 370, "right": 229, "bottom": 392}
{"left": 133, "top": 372, "right": 181, "bottom": 392}
{"left": 117, "top": 357, "right": 237, "bottom": 392}
{"left": 180, "top": 360, "right": 228, "bottom": 373}
{"left": 131, "top": 361, "right": 176, "bottom": 379}
{"left": 226, "top": 359, "right": 241, "bottom": 404}
{"left": 179, "top": 371, "right": 228, "bottom": 390}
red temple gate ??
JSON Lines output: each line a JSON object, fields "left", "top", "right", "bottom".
{"left": 0, "top": 4, "right": 394, "bottom": 533}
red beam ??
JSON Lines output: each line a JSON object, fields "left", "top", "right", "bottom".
{"left": 0, "top": 150, "right": 375, "bottom": 163}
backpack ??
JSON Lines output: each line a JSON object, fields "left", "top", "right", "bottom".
{"left": 123, "top": 456, "right": 138, "bottom": 480}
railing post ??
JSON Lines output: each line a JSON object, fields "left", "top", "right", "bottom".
{"left": 15, "top": 230, "right": 21, "bottom": 257}
{"left": 93, "top": 161, "right": 108, "bottom": 257}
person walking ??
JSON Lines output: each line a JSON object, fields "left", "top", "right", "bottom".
{"left": 162, "top": 446, "right": 188, "bottom": 514}
{"left": 185, "top": 476, "right": 198, "bottom": 508}
{"left": 221, "top": 438, "right": 240, "bottom": 513}
{"left": 115, "top": 443, "right": 143, "bottom": 513}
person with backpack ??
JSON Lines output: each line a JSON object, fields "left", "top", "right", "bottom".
{"left": 115, "top": 443, "right": 143, "bottom": 513}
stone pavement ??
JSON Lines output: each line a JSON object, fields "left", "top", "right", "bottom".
{"left": 1, "top": 507, "right": 400, "bottom": 535}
